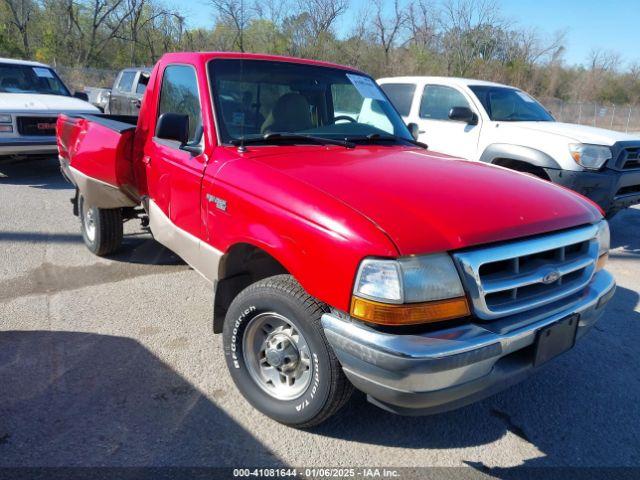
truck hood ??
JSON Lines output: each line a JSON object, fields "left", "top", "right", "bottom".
{"left": 0, "top": 93, "right": 98, "bottom": 113}
{"left": 247, "top": 146, "right": 601, "bottom": 255}
{"left": 500, "top": 121, "right": 638, "bottom": 145}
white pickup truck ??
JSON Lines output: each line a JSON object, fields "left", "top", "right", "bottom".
{"left": 0, "top": 57, "right": 98, "bottom": 160}
{"left": 378, "top": 76, "right": 640, "bottom": 217}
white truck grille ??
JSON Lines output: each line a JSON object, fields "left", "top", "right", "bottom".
{"left": 453, "top": 224, "right": 599, "bottom": 320}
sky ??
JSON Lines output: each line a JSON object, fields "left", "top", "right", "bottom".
{"left": 171, "top": 0, "right": 640, "bottom": 68}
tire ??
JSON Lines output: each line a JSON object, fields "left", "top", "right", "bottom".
{"left": 222, "top": 274, "right": 353, "bottom": 428}
{"left": 79, "top": 195, "right": 123, "bottom": 256}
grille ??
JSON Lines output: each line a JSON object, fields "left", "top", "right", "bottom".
{"left": 453, "top": 224, "right": 599, "bottom": 320}
{"left": 621, "top": 147, "right": 640, "bottom": 170}
{"left": 16, "top": 116, "right": 58, "bottom": 136}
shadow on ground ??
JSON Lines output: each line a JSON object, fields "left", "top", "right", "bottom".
{"left": 0, "top": 157, "right": 72, "bottom": 190}
{"left": 0, "top": 330, "right": 280, "bottom": 468}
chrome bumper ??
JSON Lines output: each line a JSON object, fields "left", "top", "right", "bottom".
{"left": 0, "top": 136, "right": 57, "bottom": 156}
{"left": 322, "top": 270, "right": 616, "bottom": 415}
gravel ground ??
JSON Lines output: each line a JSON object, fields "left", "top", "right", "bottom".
{"left": 0, "top": 158, "right": 639, "bottom": 477}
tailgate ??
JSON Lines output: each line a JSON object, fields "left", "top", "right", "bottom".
{"left": 57, "top": 114, "right": 139, "bottom": 208}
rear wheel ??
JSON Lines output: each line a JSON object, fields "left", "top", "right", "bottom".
{"left": 79, "top": 195, "right": 123, "bottom": 256}
{"left": 223, "top": 274, "right": 353, "bottom": 428}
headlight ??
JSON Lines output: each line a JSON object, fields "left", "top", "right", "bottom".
{"left": 352, "top": 254, "right": 470, "bottom": 325}
{"left": 595, "top": 220, "right": 610, "bottom": 271}
{"left": 354, "top": 259, "right": 402, "bottom": 303}
{"left": 569, "top": 144, "right": 612, "bottom": 170}
{"left": 0, "top": 114, "right": 12, "bottom": 123}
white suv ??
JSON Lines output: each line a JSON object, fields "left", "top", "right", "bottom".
{"left": 378, "top": 76, "right": 640, "bottom": 216}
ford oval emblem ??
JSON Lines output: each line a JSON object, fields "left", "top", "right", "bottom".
{"left": 542, "top": 270, "right": 561, "bottom": 284}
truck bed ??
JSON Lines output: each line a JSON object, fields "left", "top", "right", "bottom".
{"left": 57, "top": 114, "right": 140, "bottom": 208}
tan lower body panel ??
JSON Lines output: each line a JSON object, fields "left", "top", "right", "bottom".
{"left": 67, "top": 165, "right": 138, "bottom": 209}
{"left": 148, "top": 199, "right": 221, "bottom": 283}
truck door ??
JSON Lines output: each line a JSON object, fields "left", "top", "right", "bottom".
{"left": 408, "top": 84, "right": 481, "bottom": 160}
{"left": 145, "top": 64, "right": 206, "bottom": 240}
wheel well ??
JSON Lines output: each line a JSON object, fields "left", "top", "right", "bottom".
{"left": 492, "top": 158, "right": 551, "bottom": 180}
{"left": 213, "top": 243, "right": 288, "bottom": 333}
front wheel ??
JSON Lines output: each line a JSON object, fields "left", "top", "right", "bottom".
{"left": 222, "top": 275, "right": 353, "bottom": 428}
{"left": 79, "top": 195, "right": 123, "bottom": 256}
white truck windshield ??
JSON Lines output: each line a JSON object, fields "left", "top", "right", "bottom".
{"left": 0, "top": 63, "right": 70, "bottom": 96}
{"left": 469, "top": 85, "right": 554, "bottom": 122}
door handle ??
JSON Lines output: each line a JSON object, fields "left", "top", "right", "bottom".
{"left": 142, "top": 155, "right": 152, "bottom": 165}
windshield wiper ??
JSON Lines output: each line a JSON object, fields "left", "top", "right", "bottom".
{"left": 231, "top": 132, "right": 355, "bottom": 149}
{"left": 345, "top": 133, "right": 428, "bottom": 149}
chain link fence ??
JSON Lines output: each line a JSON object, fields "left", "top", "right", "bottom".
{"left": 541, "top": 98, "right": 640, "bottom": 134}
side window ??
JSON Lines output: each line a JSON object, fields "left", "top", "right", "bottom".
{"left": 419, "top": 85, "right": 470, "bottom": 120}
{"left": 136, "top": 72, "right": 149, "bottom": 95}
{"left": 158, "top": 65, "right": 202, "bottom": 144}
{"left": 380, "top": 83, "right": 416, "bottom": 116}
{"left": 116, "top": 71, "right": 135, "bottom": 92}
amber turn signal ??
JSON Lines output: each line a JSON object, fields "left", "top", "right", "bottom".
{"left": 350, "top": 296, "right": 471, "bottom": 326}
{"left": 596, "top": 252, "right": 608, "bottom": 271}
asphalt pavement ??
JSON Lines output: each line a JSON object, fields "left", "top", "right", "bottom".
{"left": 1, "top": 158, "right": 639, "bottom": 477}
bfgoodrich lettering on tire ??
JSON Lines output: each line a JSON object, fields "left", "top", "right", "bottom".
{"left": 222, "top": 274, "right": 353, "bottom": 427}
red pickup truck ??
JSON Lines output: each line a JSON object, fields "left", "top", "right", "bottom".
{"left": 57, "top": 52, "right": 616, "bottom": 428}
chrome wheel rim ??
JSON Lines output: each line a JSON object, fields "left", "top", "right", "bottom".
{"left": 83, "top": 202, "right": 96, "bottom": 242}
{"left": 243, "top": 312, "right": 313, "bottom": 401}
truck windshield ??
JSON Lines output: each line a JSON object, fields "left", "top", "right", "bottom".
{"left": 208, "top": 59, "right": 414, "bottom": 145}
{"left": 469, "top": 85, "right": 554, "bottom": 122}
{"left": 0, "top": 63, "right": 70, "bottom": 96}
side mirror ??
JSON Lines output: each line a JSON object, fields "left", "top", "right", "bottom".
{"left": 156, "top": 113, "right": 189, "bottom": 145}
{"left": 449, "top": 106, "right": 478, "bottom": 125}
{"left": 74, "top": 91, "right": 89, "bottom": 102}
{"left": 407, "top": 122, "right": 420, "bottom": 140}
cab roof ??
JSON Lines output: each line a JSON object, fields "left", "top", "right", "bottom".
{"left": 157, "top": 52, "right": 364, "bottom": 74}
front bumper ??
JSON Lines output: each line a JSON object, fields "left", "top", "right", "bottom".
{"left": 545, "top": 168, "right": 640, "bottom": 215}
{"left": 322, "top": 270, "right": 615, "bottom": 415}
{"left": 0, "top": 136, "right": 57, "bottom": 157}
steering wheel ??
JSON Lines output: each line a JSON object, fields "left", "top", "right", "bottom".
{"left": 332, "top": 115, "right": 357, "bottom": 124}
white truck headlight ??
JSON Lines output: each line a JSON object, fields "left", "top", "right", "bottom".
{"left": 569, "top": 144, "right": 612, "bottom": 170}
{"left": 0, "top": 114, "right": 12, "bottom": 123}
{"left": 595, "top": 220, "right": 610, "bottom": 271}
{"left": 352, "top": 254, "right": 469, "bottom": 325}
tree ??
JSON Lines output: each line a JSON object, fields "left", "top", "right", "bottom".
{"left": 209, "top": 0, "right": 253, "bottom": 52}
{"left": 2, "top": 0, "right": 36, "bottom": 57}
{"left": 371, "top": 0, "right": 407, "bottom": 67}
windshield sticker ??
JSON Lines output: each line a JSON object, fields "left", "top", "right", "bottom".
{"left": 346, "top": 74, "right": 385, "bottom": 101}
{"left": 33, "top": 67, "right": 54, "bottom": 78}
{"left": 515, "top": 91, "right": 536, "bottom": 103}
